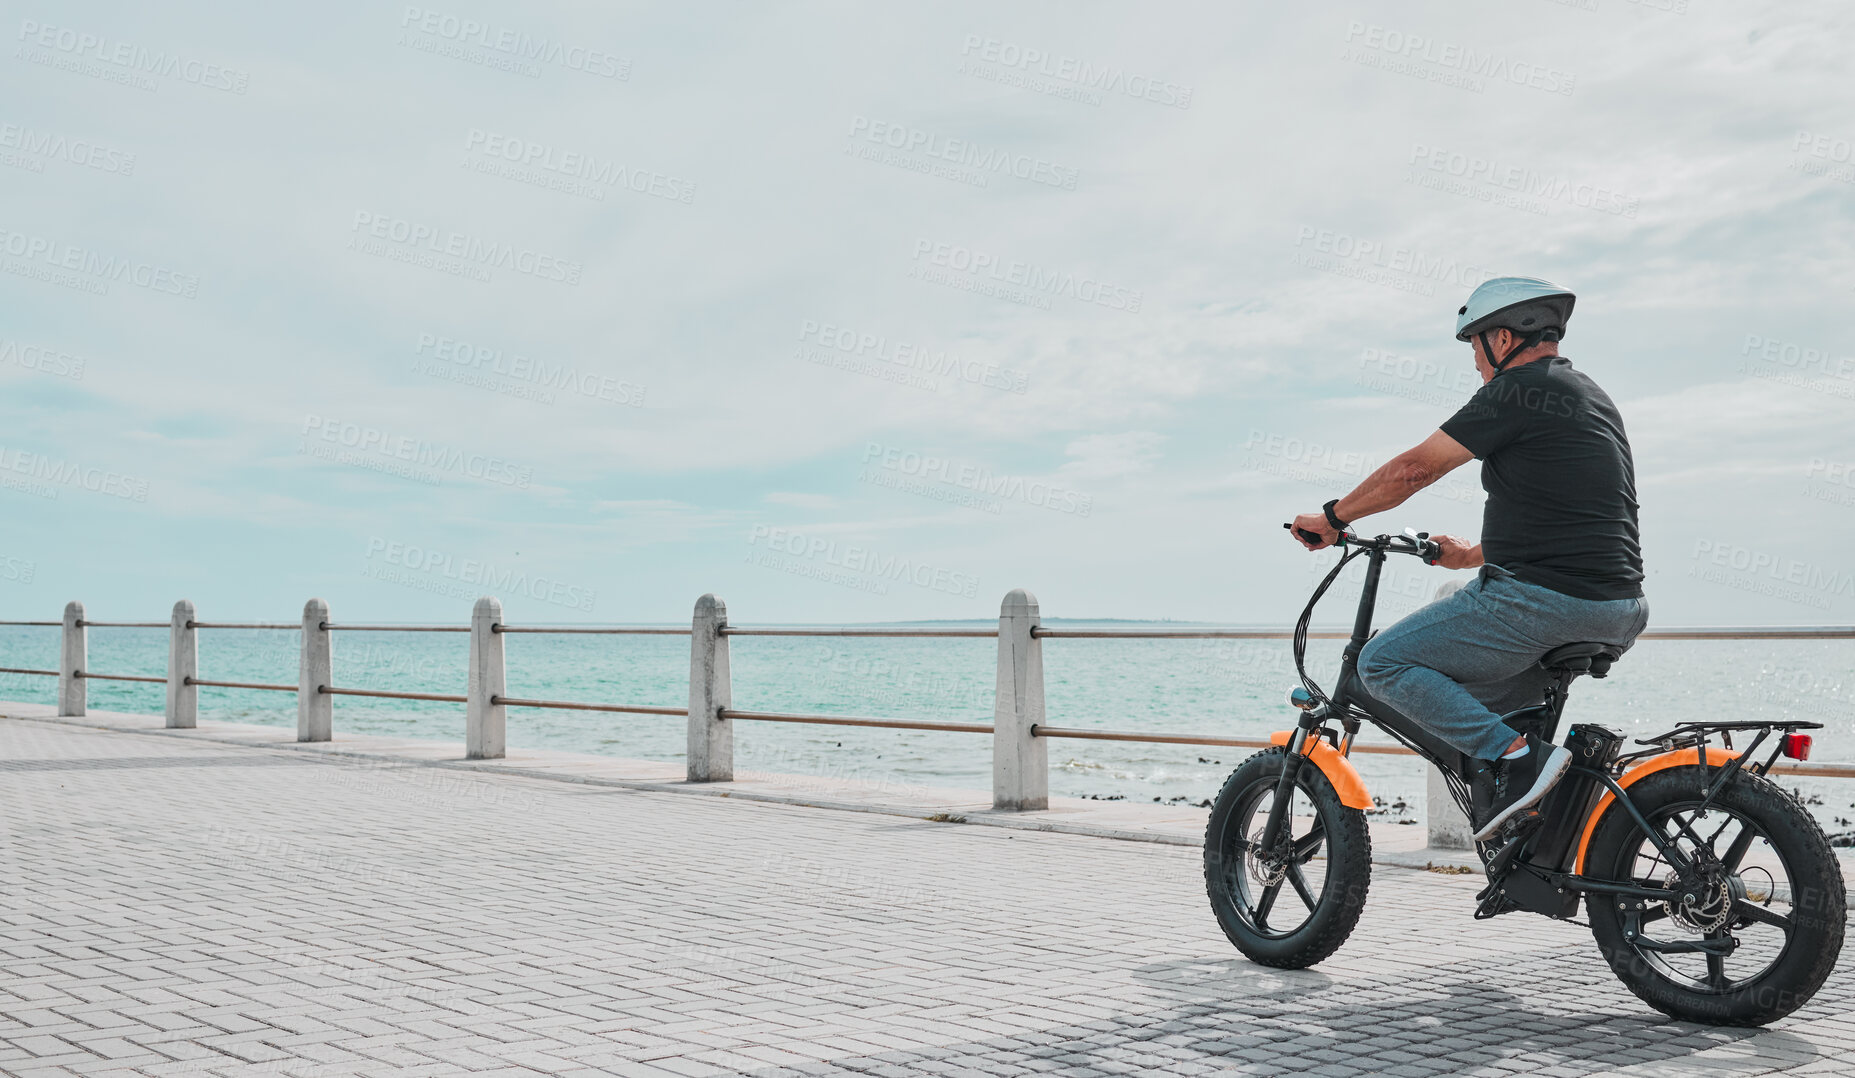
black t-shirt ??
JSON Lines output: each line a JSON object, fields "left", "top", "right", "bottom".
{"left": 1440, "top": 356, "right": 1644, "bottom": 601}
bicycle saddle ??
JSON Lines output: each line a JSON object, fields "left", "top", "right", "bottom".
{"left": 1538, "top": 641, "right": 1621, "bottom": 678}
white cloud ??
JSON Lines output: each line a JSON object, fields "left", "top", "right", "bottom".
{"left": 0, "top": 0, "right": 1848, "bottom": 624}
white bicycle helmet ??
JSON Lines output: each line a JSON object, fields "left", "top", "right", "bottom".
{"left": 1455, "top": 276, "right": 1576, "bottom": 370}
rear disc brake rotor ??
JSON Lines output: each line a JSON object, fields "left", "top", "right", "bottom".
{"left": 1662, "top": 870, "right": 1732, "bottom": 934}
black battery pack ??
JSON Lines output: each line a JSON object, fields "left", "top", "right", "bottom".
{"left": 1527, "top": 723, "right": 1624, "bottom": 875}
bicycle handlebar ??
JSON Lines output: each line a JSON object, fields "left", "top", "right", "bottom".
{"left": 1282, "top": 523, "right": 1442, "bottom": 565}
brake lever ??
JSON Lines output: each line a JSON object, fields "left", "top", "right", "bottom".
{"left": 1401, "top": 527, "right": 1442, "bottom": 565}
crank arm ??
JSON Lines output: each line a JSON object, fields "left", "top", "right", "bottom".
{"left": 1621, "top": 927, "right": 1736, "bottom": 956}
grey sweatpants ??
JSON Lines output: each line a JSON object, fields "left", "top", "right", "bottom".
{"left": 1358, "top": 563, "right": 1649, "bottom": 761}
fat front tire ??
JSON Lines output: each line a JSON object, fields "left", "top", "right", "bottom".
{"left": 1585, "top": 766, "right": 1846, "bottom": 1026}
{"left": 1204, "top": 746, "right": 1373, "bottom": 969}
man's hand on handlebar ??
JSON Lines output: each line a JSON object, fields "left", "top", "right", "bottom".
{"left": 1284, "top": 519, "right": 1477, "bottom": 567}
{"left": 1288, "top": 512, "right": 1340, "bottom": 550}
{"left": 1428, "top": 533, "right": 1483, "bottom": 570}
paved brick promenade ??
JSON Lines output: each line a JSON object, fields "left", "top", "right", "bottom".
{"left": 1, "top": 716, "right": 1852, "bottom": 1077}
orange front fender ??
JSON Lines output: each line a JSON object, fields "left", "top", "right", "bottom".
{"left": 1269, "top": 731, "right": 1373, "bottom": 811}
{"left": 1573, "top": 747, "right": 1741, "bottom": 874}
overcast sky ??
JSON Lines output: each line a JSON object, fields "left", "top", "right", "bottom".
{"left": 1, "top": 0, "right": 1850, "bottom": 626}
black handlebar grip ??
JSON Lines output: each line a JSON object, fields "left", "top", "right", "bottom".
{"left": 1283, "top": 523, "right": 1328, "bottom": 546}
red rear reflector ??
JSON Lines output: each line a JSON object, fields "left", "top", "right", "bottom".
{"left": 1781, "top": 734, "right": 1812, "bottom": 761}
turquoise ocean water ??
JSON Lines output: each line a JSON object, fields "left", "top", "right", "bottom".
{"left": 3, "top": 623, "right": 1851, "bottom": 829}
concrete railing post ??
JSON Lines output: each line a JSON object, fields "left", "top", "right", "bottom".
{"left": 1427, "top": 767, "right": 1473, "bottom": 850}
{"left": 1423, "top": 577, "right": 1472, "bottom": 850}
{"left": 58, "top": 600, "right": 85, "bottom": 716}
{"left": 297, "top": 598, "right": 332, "bottom": 742}
{"left": 166, "top": 600, "right": 198, "bottom": 729}
{"left": 686, "top": 593, "right": 732, "bottom": 782}
{"left": 992, "top": 588, "right": 1047, "bottom": 811}
{"left": 466, "top": 596, "right": 506, "bottom": 759}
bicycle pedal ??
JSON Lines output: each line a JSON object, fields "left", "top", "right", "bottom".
{"left": 1499, "top": 809, "right": 1543, "bottom": 840}
{"left": 1483, "top": 840, "right": 1526, "bottom": 882}
{"left": 1473, "top": 881, "right": 1521, "bottom": 919}
{"left": 1473, "top": 893, "right": 1520, "bottom": 920}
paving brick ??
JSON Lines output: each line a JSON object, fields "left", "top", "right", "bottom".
{"left": 1, "top": 715, "right": 1852, "bottom": 1078}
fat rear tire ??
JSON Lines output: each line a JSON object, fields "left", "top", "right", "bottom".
{"left": 1204, "top": 747, "right": 1373, "bottom": 968}
{"left": 1585, "top": 767, "right": 1845, "bottom": 1026}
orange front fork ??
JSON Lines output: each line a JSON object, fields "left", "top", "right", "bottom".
{"left": 1269, "top": 731, "right": 1374, "bottom": 810}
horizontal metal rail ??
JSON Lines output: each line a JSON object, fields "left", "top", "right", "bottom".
{"left": 320, "top": 623, "right": 469, "bottom": 633}
{"left": 185, "top": 677, "right": 296, "bottom": 692}
{"left": 495, "top": 696, "right": 687, "bottom": 716}
{"left": 719, "top": 708, "right": 993, "bottom": 733}
{"left": 19, "top": 620, "right": 1855, "bottom": 640}
{"left": 1770, "top": 762, "right": 1855, "bottom": 779}
{"left": 1030, "top": 726, "right": 1855, "bottom": 775}
{"left": 320, "top": 686, "right": 468, "bottom": 703}
{"left": 0, "top": 667, "right": 58, "bottom": 677}
{"left": 722, "top": 628, "right": 999, "bottom": 638}
{"left": 495, "top": 626, "right": 690, "bottom": 635}
{"left": 76, "top": 672, "right": 166, "bottom": 684}
{"left": 1638, "top": 627, "right": 1855, "bottom": 639}
{"left": 1035, "top": 629, "right": 1346, "bottom": 639}
{"left": 1031, "top": 726, "right": 1411, "bottom": 754}
{"left": 1034, "top": 627, "right": 1855, "bottom": 640}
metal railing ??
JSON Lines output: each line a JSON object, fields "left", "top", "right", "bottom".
{"left": 1031, "top": 627, "right": 1855, "bottom": 641}
{"left": 719, "top": 708, "right": 992, "bottom": 734}
{"left": 187, "top": 678, "right": 295, "bottom": 693}
{"left": 721, "top": 627, "right": 997, "bottom": 637}
{"left": 5, "top": 595, "right": 1853, "bottom": 847}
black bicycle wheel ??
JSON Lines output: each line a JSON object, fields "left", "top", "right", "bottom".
{"left": 1204, "top": 746, "right": 1372, "bottom": 968}
{"left": 1585, "top": 766, "right": 1846, "bottom": 1026}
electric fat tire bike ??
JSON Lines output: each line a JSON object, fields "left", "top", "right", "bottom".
{"left": 1204, "top": 528, "right": 1845, "bottom": 1026}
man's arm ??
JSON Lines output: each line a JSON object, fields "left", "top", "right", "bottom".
{"left": 1335, "top": 429, "right": 1474, "bottom": 521}
{"left": 1290, "top": 429, "right": 1474, "bottom": 549}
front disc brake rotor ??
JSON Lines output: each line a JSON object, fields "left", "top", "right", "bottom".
{"left": 1246, "top": 823, "right": 1289, "bottom": 887}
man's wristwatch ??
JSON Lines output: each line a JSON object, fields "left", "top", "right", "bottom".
{"left": 1322, "top": 499, "right": 1349, "bottom": 532}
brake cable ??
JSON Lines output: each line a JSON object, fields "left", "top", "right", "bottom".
{"left": 1293, "top": 544, "right": 1366, "bottom": 705}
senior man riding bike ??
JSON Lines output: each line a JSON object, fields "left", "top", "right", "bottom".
{"left": 1290, "top": 276, "right": 1647, "bottom": 841}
